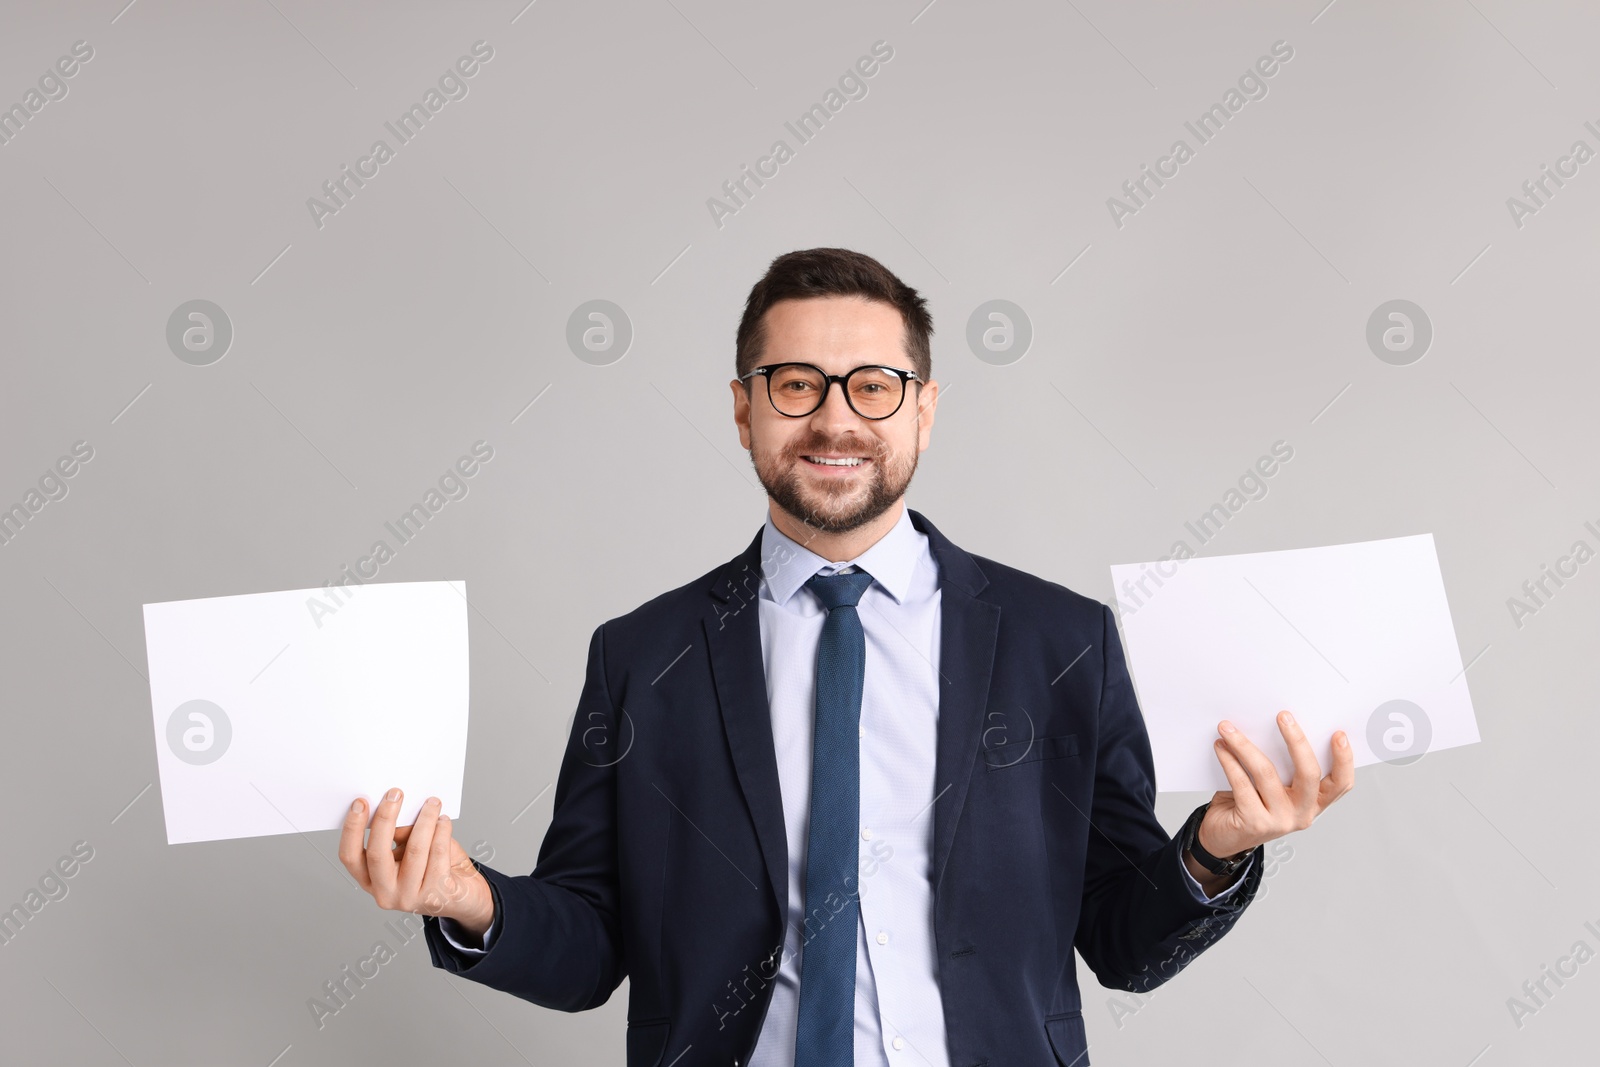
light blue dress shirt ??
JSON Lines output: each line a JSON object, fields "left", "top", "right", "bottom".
{"left": 439, "top": 506, "right": 1250, "bottom": 1064}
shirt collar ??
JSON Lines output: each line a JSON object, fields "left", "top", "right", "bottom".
{"left": 761, "top": 505, "right": 921, "bottom": 608}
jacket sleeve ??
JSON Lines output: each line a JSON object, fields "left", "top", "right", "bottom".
{"left": 421, "top": 622, "right": 626, "bottom": 1011}
{"left": 437, "top": 906, "right": 498, "bottom": 954}
{"left": 1072, "top": 603, "right": 1265, "bottom": 992}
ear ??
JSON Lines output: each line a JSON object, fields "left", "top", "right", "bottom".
{"left": 914, "top": 379, "right": 938, "bottom": 453}
{"left": 731, "top": 379, "right": 753, "bottom": 450}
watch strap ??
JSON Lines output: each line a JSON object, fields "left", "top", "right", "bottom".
{"left": 1182, "top": 802, "right": 1249, "bottom": 876}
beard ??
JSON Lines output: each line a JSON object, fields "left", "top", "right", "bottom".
{"left": 749, "top": 424, "right": 920, "bottom": 534}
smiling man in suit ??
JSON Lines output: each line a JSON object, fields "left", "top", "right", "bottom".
{"left": 340, "top": 247, "right": 1354, "bottom": 1066}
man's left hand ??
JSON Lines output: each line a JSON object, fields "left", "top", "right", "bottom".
{"left": 1199, "top": 710, "right": 1355, "bottom": 860}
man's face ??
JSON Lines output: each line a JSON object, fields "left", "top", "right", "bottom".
{"left": 731, "top": 295, "right": 938, "bottom": 534}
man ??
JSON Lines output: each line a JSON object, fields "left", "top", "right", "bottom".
{"left": 340, "top": 248, "right": 1354, "bottom": 1066}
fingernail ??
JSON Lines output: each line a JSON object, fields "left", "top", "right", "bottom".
{"left": 427, "top": 796, "right": 440, "bottom": 808}
{"left": 1219, "top": 721, "right": 1236, "bottom": 734}
{"left": 1336, "top": 733, "right": 1348, "bottom": 747}
{"left": 350, "top": 799, "right": 363, "bottom": 814}
{"left": 387, "top": 788, "right": 400, "bottom": 802}
{"left": 1281, "top": 711, "right": 1295, "bottom": 725}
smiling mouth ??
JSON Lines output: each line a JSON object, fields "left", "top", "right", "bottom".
{"left": 801, "top": 455, "right": 869, "bottom": 469}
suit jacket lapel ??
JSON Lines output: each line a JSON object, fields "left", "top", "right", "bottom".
{"left": 907, "top": 509, "right": 1001, "bottom": 892}
{"left": 703, "top": 509, "right": 1000, "bottom": 924}
{"left": 704, "top": 527, "right": 790, "bottom": 924}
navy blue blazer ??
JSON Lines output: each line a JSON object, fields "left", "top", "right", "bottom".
{"left": 423, "top": 509, "right": 1264, "bottom": 1066}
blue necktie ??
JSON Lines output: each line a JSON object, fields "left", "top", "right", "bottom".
{"left": 794, "top": 567, "right": 875, "bottom": 1067}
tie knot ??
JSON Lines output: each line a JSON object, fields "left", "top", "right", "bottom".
{"left": 805, "top": 568, "right": 874, "bottom": 611}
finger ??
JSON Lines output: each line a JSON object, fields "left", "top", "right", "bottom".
{"left": 1217, "top": 722, "right": 1288, "bottom": 806}
{"left": 388, "top": 826, "right": 412, "bottom": 866}
{"left": 365, "top": 787, "right": 404, "bottom": 901}
{"left": 426, "top": 813, "right": 463, "bottom": 915}
{"left": 1317, "top": 731, "right": 1356, "bottom": 811}
{"left": 1276, "top": 711, "right": 1325, "bottom": 826}
{"left": 338, "top": 797, "right": 374, "bottom": 892}
{"left": 1213, "top": 740, "right": 1267, "bottom": 821}
{"left": 396, "top": 796, "right": 441, "bottom": 909}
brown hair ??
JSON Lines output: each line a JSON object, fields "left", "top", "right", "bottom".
{"left": 734, "top": 247, "right": 933, "bottom": 383}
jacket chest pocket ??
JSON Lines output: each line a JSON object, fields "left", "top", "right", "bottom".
{"left": 983, "top": 731, "right": 1080, "bottom": 770}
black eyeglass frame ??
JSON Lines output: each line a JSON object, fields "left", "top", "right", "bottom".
{"left": 738, "top": 361, "right": 923, "bottom": 420}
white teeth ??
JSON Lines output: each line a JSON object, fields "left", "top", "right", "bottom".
{"left": 805, "top": 456, "right": 865, "bottom": 466}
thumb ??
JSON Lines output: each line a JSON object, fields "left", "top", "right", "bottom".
{"left": 447, "top": 833, "right": 477, "bottom": 874}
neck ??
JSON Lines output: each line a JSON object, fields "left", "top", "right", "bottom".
{"left": 769, "top": 498, "right": 905, "bottom": 563}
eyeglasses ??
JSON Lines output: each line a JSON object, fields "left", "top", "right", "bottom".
{"left": 739, "top": 362, "right": 922, "bottom": 420}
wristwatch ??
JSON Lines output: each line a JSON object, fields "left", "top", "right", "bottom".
{"left": 1180, "top": 802, "right": 1251, "bottom": 877}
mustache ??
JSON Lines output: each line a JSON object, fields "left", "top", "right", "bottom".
{"left": 783, "top": 434, "right": 887, "bottom": 458}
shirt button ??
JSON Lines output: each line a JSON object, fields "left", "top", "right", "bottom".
{"left": 859, "top": 722, "right": 865, "bottom": 738}
{"left": 861, "top": 827, "right": 872, "bottom": 840}
{"left": 893, "top": 1036, "right": 906, "bottom": 1050}
{"left": 876, "top": 931, "right": 889, "bottom": 945}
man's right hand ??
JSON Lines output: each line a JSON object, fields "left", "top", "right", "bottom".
{"left": 339, "top": 787, "right": 495, "bottom": 941}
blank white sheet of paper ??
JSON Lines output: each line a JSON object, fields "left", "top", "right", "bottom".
{"left": 142, "top": 580, "right": 469, "bottom": 844}
{"left": 1109, "top": 534, "right": 1479, "bottom": 793}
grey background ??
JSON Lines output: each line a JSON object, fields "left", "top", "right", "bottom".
{"left": 1, "top": 0, "right": 1595, "bottom": 1063}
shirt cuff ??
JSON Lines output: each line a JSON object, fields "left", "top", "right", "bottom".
{"left": 1179, "top": 850, "right": 1253, "bottom": 904}
{"left": 437, "top": 911, "right": 497, "bottom": 955}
